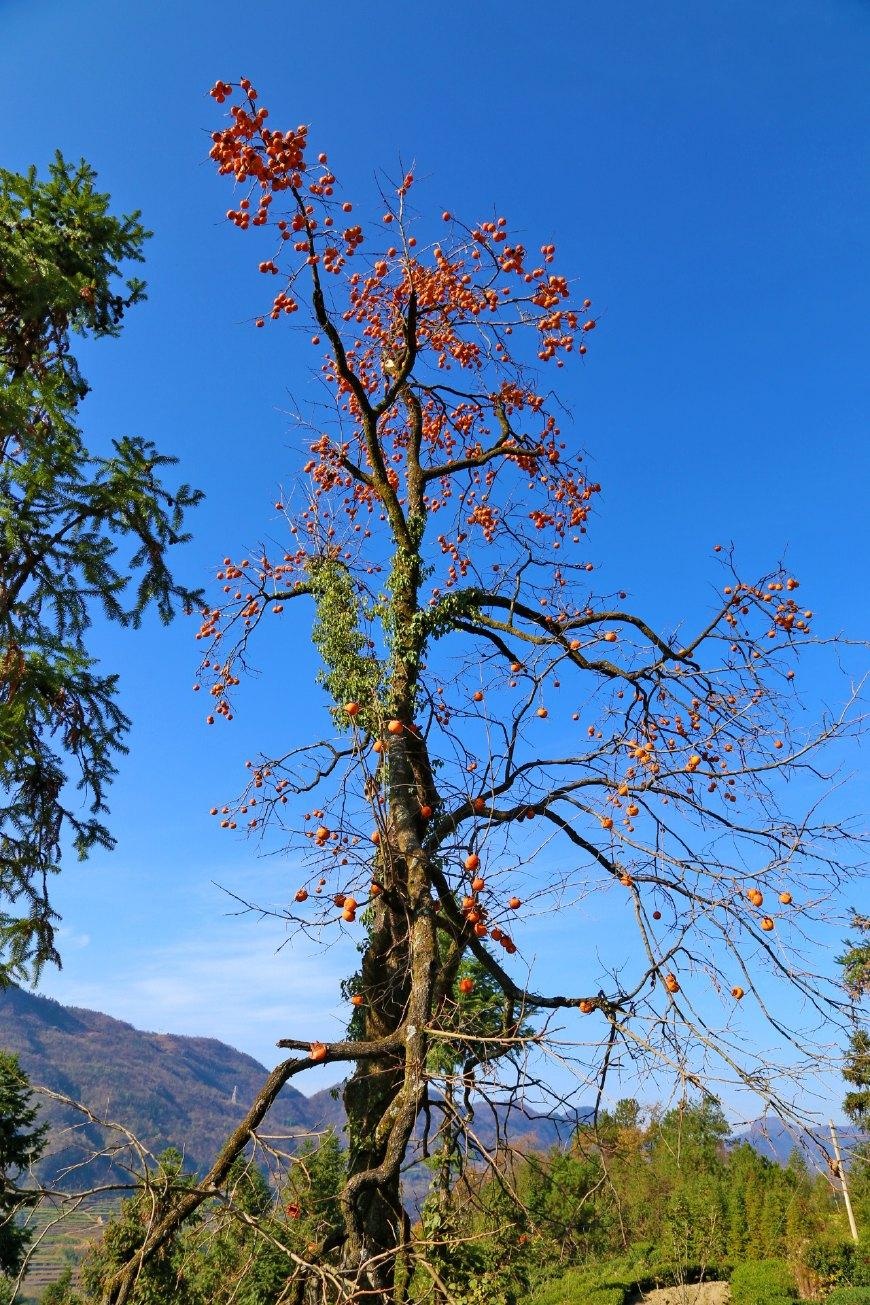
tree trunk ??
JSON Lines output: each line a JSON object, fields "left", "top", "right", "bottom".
{"left": 340, "top": 725, "right": 439, "bottom": 1302}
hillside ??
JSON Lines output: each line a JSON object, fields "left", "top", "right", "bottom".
{"left": 0, "top": 984, "right": 343, "bottom": 1187}
{"left": 3, "top": 985, "right": 857, "bottom": 1193}
{"left": 1, "top": 987, "right": 574, "bottom": 1190}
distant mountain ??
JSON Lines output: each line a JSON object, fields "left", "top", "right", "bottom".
{"left": 0, "top": 987, "right": 576, "bottom": 1191}
{"left": 0, "top": 984, "right": 342, "bottom": 1188}
{"left": 733, "top": 1116, "right": 866, "bottom": 1172}
{"left": 7, "top": 986, "right": 853, "bottom": 1197}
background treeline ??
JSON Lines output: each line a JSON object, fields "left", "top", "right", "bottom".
{"left": 20, "top": 1096, "right": 870, "bottom": 1304}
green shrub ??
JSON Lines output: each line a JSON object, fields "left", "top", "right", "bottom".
{"left": 528, "top": 1251, "right": 730, "bottom": 1305}
{"left": 731, "top": 1258, "right": 798, "bottom": 1305}
{"left": 527, "top": 1264, "right": 631, "bottom": 1305}
{"left": 825, "top": 1290, "right": 870, "bottom": 1305}
{"left": 804, "top": 1241, "right": 870, "bottom": 1292}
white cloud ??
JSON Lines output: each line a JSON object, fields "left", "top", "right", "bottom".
{"left": 55, "top": 926, "right": 91, "bottom": 950}
{"left": 40, "top": 904, "right": 359, "bottom": 1079}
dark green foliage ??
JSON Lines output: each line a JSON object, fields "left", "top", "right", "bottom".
{"left": 177, "top": 1156, "right": 293, "bottom": 1305}
{"left": 39, "top": 1265, "right": 82, "bottom": 1303}
{"left": 453, "top": 1097, "right": 838, "bottom": 1305}
{"left": 839, "top": 914, "right": 870, "bottom": 1130}
{"left": 0, "top": 154, "right": 203, "bottom": 982}
{"left": 0, "top": 1050, "right": 48, "bottom": 1284}
{"left": 839, "top": 916, "right": 870, "bottom": 1002}
{"left": 803, "top": 1239, "right": 870, "bottom": 1295}
{"left": 843, "top": 1029, "right": 870, "bottom": 1130}
{"left": 526, "top": 1263, "right": 631, "bottom": 1305}
{"left": 78, "top": 1149, "right": 199, "bottom": 1304}
{"left": 825, "top": 1291, "right": 870, "bottom": 1305}
{"left": 278, "top": 1127, "right": 345, "bottom": 1258}
{"left": 730, "top": 1259, "right": 797, "bottom": 1305}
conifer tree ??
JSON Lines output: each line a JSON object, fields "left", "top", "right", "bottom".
{"left": 0, "top": 1051, "right": 47, "bottom": 1296}
{"left": 0, "top": 155, "right": 202, "bottom": 981}
{"left": 840, "top": 914, "right": 870, "bottom": 1130}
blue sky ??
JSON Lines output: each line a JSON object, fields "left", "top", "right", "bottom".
{"left": 3, "top": 0, "right": 868, "bottom": 1121}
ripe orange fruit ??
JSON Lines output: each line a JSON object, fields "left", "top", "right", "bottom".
{"left": 464, "top": 853, "right": 480, "bottom": 872}
{"left": 779, "top": 891, "right": 792, "bottom": 905}
{"left": 419, "top": 804, "right": 433, "bottom": 820}
{"left": 351, "top": 994, "right": 364, "bottom": 1007}
{"left": 387, "top": 719, "right": 403, "bottom": 735}
{"left": 342, "top": 908, "right": 356, "bottom": 923}
{"left": 760, "top": 916, "right": 775, "bottom": 931}
{"left": 473, "top": 690, "right": 484, "bottom": 702}
{"left": 310, "top": 1042, "right": 328, "bottom": 1062}
{"left": 295, "top": 888, "right": 309, "bottom": 902}
{"left": 371, "top": 830, "right": 381, "bottom": 844}
{"left": 458, "top": 977, "right": 475, "bottom": 994}
{"left": 603, "top": 631, "right": 618, "bottom": 643}
{"left": 315, "top": 825, "right": 330, "bottom": 841}
{"left": 373, "top": 739, "right": 384, "bottom": 753}
{"left": 620, "top": 873, "right": 633, "bottom": 887}
{"left": 731, "top": 986, "right": 744, "bottom": 1000}
{"left": 508, "top": 896, "right": 522, "bottom": 910}
{"left": 536, "top": 706, "right": 548, "bottom": 718}
{"left": 664, "top": 973, "right": 680, "bottom": 993}
{"left": 578, "top": 999, "right": 594, "bottom": 1014}
{"left": 471, "top": 875, "right": 485, "bottom": 892}
{"left": 746, "top": 888, "right": 763, "bottom": 907}
{"left": 601, "top": 816, "right": 614, "bottom": 830}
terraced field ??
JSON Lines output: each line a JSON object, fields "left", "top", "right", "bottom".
{"left": 18, "top": 1199, "right": 118, "bottom": 1303}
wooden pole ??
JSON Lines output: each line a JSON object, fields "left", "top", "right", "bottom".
{"left": 829, "top": 1120, "right": 859, "bottom": 1243}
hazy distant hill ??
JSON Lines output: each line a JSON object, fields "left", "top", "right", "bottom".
{"left": 4, "top": 985, "right": 856, "bottom": 1194}
{"left": 0, "top": 984, "right": 342, "bottom": 1187}
{"left": 0, "top": 986, "right": 574, "bottom": 1189}
{"left": 734, "top": 1115, "right": 865, "bottom": 1171}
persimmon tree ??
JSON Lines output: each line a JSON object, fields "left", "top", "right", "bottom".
{"left": 104, "top": 77, "right": 863, "bottom": 1303}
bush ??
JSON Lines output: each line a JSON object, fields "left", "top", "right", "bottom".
{"left": 527, "top": 1265, "right": 631, "bottom": 1305}
{"left": 803, "top": 1241, "right": 870, "bottom": 1292}
{"left": 826, "top": 1291, "right": 870, "bottom": 1305}
{"left": 528, "top": 1252, "right": 731, "bottom": 1305}
{"left": 731, "top": 1258, "right": 798, "bottom": 1305}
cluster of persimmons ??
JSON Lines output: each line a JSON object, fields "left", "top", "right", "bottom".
{"left": 195, "top": 78, "right": 814, "bottom": 1024}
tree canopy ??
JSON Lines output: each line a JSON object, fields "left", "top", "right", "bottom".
{"left": 0, "top": 1050, "right": 47, "bottom": 1295}
{"left": 0, "top": 154, "right": 202, "bottom": 982}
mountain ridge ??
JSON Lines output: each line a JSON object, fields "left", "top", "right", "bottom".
{"left": 0, "top": 983, "right": 343, "bottom": 1187}
{"left": 2, "top": 985, "right": 862, "bottom": 1189}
